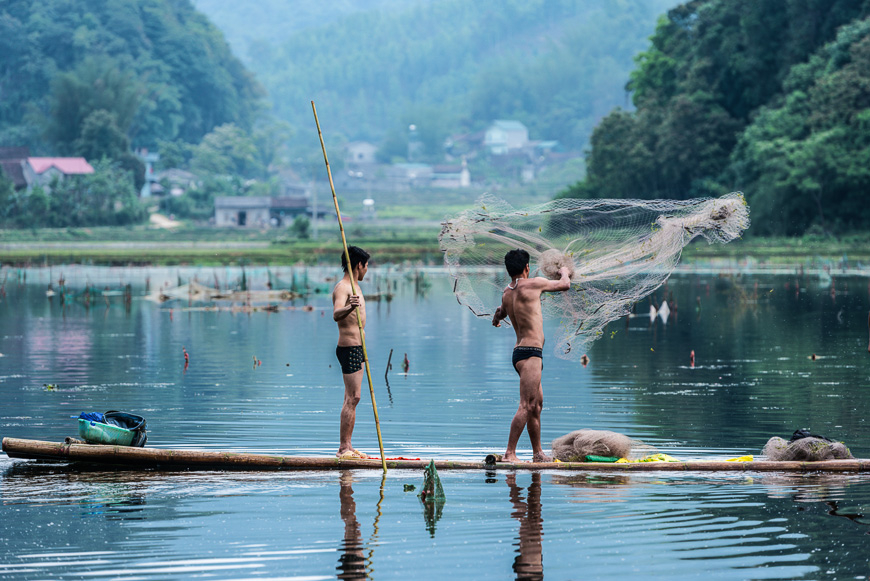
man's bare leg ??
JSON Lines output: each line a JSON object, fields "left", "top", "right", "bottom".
{"left": 504, "top": 357, "right": 550, "bottom": 462}
{"left": 338, "top": 369, "right": 363, "bottom": 456}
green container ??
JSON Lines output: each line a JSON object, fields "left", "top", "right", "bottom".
{"left": 585, "top": 455, "right": 621, "bottom": 463}
{"left": 78, "top": 418, "right": 135, "bottom": 446}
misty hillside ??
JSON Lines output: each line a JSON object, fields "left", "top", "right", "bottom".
{"left": 190, "top": 0, "right": 424, "bottom": 61}
{"left": 192, "top": 0, "right": 678, "bottom": 155}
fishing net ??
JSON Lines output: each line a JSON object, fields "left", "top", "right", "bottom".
{"left": 762, "top": 430, "right": 853, "bottom": 461}
{"left": 551, "top": 429, "right": 659, "bottom": 462}
{"left": 439, "top": 193, "right": 750, "bottom": 360}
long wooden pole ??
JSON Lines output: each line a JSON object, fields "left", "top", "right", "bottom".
{"left": 5, "top": 439, "right": 870, "bottom": 473}
{"left": 311, "top": 101, "right": 387, "bottom": 473}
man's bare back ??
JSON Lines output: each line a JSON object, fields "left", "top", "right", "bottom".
{"left": 493, "top": 268, "right": 570, "bottom": 343}
{"left": 492, "top": 253, "right": 570, "bottom": 463}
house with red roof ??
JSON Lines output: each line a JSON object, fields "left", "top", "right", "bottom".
{"left": 22, "top": 157, "right": 95, "bottom": 191}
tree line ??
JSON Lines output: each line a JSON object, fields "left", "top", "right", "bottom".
{"left": 0, "top": 0, "right": 265, "bottom": 228}
{"left": 560, "top": 0, "right": 870, "bottom": 237}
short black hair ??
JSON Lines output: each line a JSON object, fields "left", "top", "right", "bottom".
{"left": 341, "top": 245, "right": 370, "bottom": 273}
{"left": 504, "top": 248, "right": 530, "bottom": 277}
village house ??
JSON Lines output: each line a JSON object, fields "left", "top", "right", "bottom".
{"left": 24, "top": 157, "right": 95, "bottom": 190}
{"left": 154, "top": 168, "right": 201, "bottom": 197}
{"left": 214, "top": 196, "right": 323, "bottom": 227}
{"left": 0, "top": 147, "right": 29, "bottom": 190}
{"left": 431, "top": 160, "right": 471, "bottom": 188}
{"left": 484, "top": 120, "right": 529, "bottom": 155}
{"left": 138, "top": 149, "right": 160, "bottom": 197}
{"left": 0, "top": 148, "right": 94, "bottom": 191}
{"left": 345, "top": 141, "right": 378, "bottom": 165}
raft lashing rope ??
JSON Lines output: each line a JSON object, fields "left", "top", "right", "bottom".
{"left": 439, "top": 193, "right": 750, "bottom": 361}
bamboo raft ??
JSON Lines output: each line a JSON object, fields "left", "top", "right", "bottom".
{"left": 3, "top": 438, "right": 870, "bottom": 473}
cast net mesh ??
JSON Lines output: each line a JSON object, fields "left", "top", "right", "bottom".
{"left": 551, "top": 429, "right": 659, "bottom": 461}
{"left": 762, "top": 436, "right": 853, "bottom": 462}
{"left": 439, "top": 192, "right": 750, "bottom": 360}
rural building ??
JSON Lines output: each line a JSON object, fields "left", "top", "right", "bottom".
{"left": 484, "top": 120, "right": 529, "bottom": 155}
{"left": 155, "top": 169, "right": 201, "bottom": 197}
{"left": 1, "top": 149, "right": 95, "bottom": 191}
{"left": 0, "top": 147, "right": 29, "bottom": 190}
{"left": 383, "top": 163, "right": 434, "bottom": 188}
{"left": 214, "top": 196, "right": 314, "bottom": 227}
{"left": 138, "top": 149, "right": 160, "bottom": 198}
{"left": 215, "top": 197, "right": 271, "bottom": 227}
{"left": 345, "top": 141, "right": 378, "bottom": 165}
{"left": 23, "top": 157, "right": 94, "bottom": 190}
{"left": 431, "top": 160, "right": 471, "bottom": 188}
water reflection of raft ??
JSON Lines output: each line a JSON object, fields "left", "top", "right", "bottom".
{"left": 4, "top": 438, "right": 870, "bottom": 472}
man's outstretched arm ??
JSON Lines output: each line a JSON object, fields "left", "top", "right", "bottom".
{"left": 536, "top": 267, "right": 571, "bottom": 293}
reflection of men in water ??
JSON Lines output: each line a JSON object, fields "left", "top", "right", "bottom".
{"left": 506, "top": 472, "right": 544, "bottom": 580}
{"left": 332, "top": 246, "right": 371, "bottom": 459}
{"left": 337, "top": 471, "right": 367, "bottom": 579}
{"left": 492, "top": 249, "right": 570, "bottom": 462}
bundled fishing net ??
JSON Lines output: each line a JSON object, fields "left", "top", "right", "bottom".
{"left": 762, "top": 429, "right": 853, "bottom": 461}
{"left": 551, "top": 429, "right": 659, "bottom": 462}
{"left": 439, "top": 193, "right": 749, "bottom": 360}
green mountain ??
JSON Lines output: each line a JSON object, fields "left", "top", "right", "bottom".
{"left": 190, "top": 0, "right": 421, "bottom": 61}
{"left": 562, "top": 0, "right": 870, "bottom": 236}
{"left": 195, "top": 0, "right": 677, "bottom": 155}
{"left": 0, "top": 0, "right": 262, "bottom": 151}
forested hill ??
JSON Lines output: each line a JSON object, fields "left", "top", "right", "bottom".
{"left": 0, "top": 0, "right": 262, "bottom": 151}
{"left": 195, "top": 0, "right": 676, "bottom": 155}
{"left": 562, "top": 0, "right": 870, "bottom": 236}
{"left": 190, "top": 0, "right": 422, "bottom": 60}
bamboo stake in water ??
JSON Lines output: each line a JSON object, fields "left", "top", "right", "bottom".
{"left": 311, "top": 101, "right": 387, "bottom": 473}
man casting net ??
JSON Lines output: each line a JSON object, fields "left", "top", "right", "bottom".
{"left": 439, "top": 193, "right": 749, "bottom": 361}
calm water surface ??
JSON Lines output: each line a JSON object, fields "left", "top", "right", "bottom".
{"left": 1, "top": 264, "right": 869, "bottom": 579}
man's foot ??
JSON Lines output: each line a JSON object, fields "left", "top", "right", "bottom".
{"left": 336, "top": 449, "right": 370, "bottom": 459}
{"left": 501, "top": 452, "right": 520, "bottom": 463}
{"left": 532, "top": 452, "right": 552, "bottom": 463}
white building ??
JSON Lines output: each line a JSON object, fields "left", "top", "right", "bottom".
{"left": 484, "top": 120, "right": 529, "bottom": 155}
{"left": 345, "top": 141, "right": 378, "bottom": 165}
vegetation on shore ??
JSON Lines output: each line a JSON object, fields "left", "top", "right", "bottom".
{"left": 562, "top": 0, "right": 870, "bottom": 237}
{"left": 2, "top": 222, "right": 869, "bottom": 268}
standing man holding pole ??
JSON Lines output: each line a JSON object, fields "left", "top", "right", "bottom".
{"left": 333, "top": 245, "right": 371, "bottom": 459}
{"left": 312, "top": 100, "right": 387, "bottom": 471}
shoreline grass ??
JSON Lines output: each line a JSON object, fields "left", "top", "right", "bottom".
{"left": 2, "top": 224, "right": 870, "bottom": 267}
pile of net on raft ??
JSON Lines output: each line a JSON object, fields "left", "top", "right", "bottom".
{"left": 439, "top": 193, "right": 750, "bottom": 361}
{"left": 551, "top": 429, "right": 854, "bottom": 462}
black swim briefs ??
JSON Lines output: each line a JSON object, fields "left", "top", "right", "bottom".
{"left": 336, "top": 345, "right": 365, "bottom": 374}
{"left": 512, "top": 346, "right": 543, "bottom": 374}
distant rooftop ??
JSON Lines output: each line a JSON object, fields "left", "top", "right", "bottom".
{"left": 491, "top": 120, "right": 528, "bottom": 132}
{"left": 28, "top": 157, "right": 94, "bottom": 175}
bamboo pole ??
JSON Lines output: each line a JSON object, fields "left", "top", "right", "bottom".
{"left": 4, "top": 438, "right": 870, "bottom": 473}
{"left": 311, "top": 101, "right": 387, "bottom": 473}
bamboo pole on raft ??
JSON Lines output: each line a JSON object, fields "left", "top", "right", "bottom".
{"left": 311, "top": 101, "right": 387, "bottom": 473}
{"left": 5, "top": 438, "right": 870, "bottom": 473}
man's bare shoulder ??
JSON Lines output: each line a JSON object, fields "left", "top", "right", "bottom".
{"left": 332, "top": 279, "right": 350, "bottom": 299}
{"left": 516, "top": 277, "right": 552, "bottom": 292}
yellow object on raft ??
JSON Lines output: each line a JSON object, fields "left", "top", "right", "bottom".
{"left": 726, "top": 455, "right": 754, "bottom": 462}
{"left": 615, "top": 453, "right": 680, "bottom": 463}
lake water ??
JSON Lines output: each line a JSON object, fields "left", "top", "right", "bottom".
{"left": 1, "top": 264, "right": 869, "bottom": 580}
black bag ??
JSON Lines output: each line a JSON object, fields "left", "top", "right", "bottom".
{"left": 789, "top": 428, "right": 833, "bottom": 443}
{"left": 104, "top": 411, "right": 148, "bottom": 447}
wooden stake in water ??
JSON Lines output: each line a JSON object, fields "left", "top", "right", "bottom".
{"left": 311, "top": 101, "right": 387, "bottom": 473}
